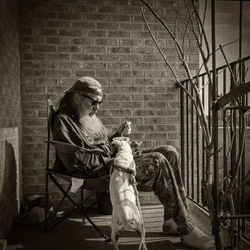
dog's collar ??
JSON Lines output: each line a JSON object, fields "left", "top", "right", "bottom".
{"left": 112, "top": 164, "right": 135, "bottom": 175}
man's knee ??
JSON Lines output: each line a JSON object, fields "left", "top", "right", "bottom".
{"left": 156, "top": 145, "right": 178, "bottom": 160}
{"left": 152, "top": 152, "right": 166, "bottom": 165}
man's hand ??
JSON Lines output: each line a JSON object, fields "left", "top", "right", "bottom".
{"left": 117, "top": 121, "right": 132, "bottom": 136}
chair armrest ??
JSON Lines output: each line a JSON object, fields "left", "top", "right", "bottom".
{"left": 44, "top": 140, "right": 104, "bottom": 154}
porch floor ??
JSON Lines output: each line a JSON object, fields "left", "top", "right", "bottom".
{"left": 7, "top": 205, "right": 192, "bottom": 250}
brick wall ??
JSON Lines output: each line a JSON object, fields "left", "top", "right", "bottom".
{"left": 0, "top": 0, "right": 21, "bottom": 238}
{"left": 19, "top": 0, "right": 199, "bottom": 205}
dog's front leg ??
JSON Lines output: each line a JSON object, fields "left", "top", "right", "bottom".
{"left": 111, "top": 217, "right": 120, "bottom": 250}
{"left": 136, "top": 229, "right": 147, "bottom": 250}
{"left": 111, "top": 228, "right": 120, "bottom": 250}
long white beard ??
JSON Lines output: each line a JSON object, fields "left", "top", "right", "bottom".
{"left": 80, "top": 115, "right": 108, "bottom": 139}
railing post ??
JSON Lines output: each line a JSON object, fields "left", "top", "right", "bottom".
{"left": 211, "top": 0, "right": 222, "bottom": 249}
{"left": 180, "top": 85, "right": 185, "bottom": 182}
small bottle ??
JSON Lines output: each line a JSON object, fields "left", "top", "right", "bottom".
{"left": 125, "top": 121, "right": 132, "bottom": 135}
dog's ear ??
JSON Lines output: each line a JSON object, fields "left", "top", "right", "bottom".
{"left": 111, "top": 139, "right": 120, "bottom": 147}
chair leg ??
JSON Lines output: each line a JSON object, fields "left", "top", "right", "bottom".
{"left": 80, "top": 186, "right": 85, "bottom": 223}
{"left": 47, "top": 183, "right": 72, "bottom": 231}
{"left": 47, "top": 174, "right": 110, "bottom": 240}
{"left": 44, "top": 171, "right": 49, "bottom": 232}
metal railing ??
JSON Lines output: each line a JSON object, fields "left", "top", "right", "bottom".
{"left": 179, "top": 55, "right": 250, "bottom": 246}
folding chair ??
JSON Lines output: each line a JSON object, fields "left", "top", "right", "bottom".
{"left": 44, "top": 99, "right": 110, "bottom": 241}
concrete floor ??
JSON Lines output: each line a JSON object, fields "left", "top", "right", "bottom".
{"left": 7, "top": 205, "right": 192, "bottom": 250}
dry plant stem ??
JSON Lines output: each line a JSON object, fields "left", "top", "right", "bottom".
{"left": 228, "top": 194, "right": 236, "bottom": 243}
{"left": 197, "top": 39, "right": 240, "bottom": 78}
{"left": 139, "top": 0, "right": 184, "bottom": 58}
{"left": 139, "top": 0, "right": 218, "bottom": 241}
{"left": 174, "top": 8, "right": 195, "bottom": 53}
{"left": 219, "top": 45, "right": 237, "bottom": 86}
{"left": 230, "top": 125, "right": 246, "bottom": 191}
{"left": 138, "top": 4, "right": 178, "bottom": 80}
{"left": 221, "top": 125, "right": 247, "bottom": 207}
{"left": 180, "top": 10, "right": 194, "bottom": 52}
{"left": 200, "top": 0, "right": 208, "bottom": 45}
{"left": 183, "top": 1, "right": 212, "bottom": 138}
{"left": 190, "top": 0, "right": 210, "bottom": 57}
{"left": 188, "top": 15, "right": 212, "bottom": 97}
{"left": 233, "top": 170, "right": 250, "bottom": 194}
{"left": 139, "top": 2, "right": 214, "bottom": 205}
{"left": 185, "top": 0, "right": 200, "bottom": 39}
{"left": 139, "top": 1, "right": 215, "bottom": 229}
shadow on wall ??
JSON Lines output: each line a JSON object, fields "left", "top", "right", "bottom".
{"left": 0, "top": 141, "right": 18, "bottom": 238}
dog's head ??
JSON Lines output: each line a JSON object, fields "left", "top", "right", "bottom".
{"left": 112, "top": 138, "right": 132, "bottom": 153}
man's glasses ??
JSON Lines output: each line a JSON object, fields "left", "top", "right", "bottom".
{"left": 81, "top": 93, "right": 102, "bottom": 106}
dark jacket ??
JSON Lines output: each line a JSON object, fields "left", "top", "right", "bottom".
{"left": 51, "top": 106, "right": 118, "bottom": 177}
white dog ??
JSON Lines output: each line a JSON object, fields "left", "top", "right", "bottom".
{"left": 109, "top": 138, "right": 147, "bottom": 250}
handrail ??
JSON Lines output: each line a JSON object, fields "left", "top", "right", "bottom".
{"left": 180, "top": 55, "right": 250, "bottom": 84}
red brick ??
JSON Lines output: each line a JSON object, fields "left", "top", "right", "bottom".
{"left": 108, "top": 47, "right": 131, "bottom": 54}
{"left": 59, "top": 29, "right": 82, "bottom": 37}
{"left": 58, "top": 45, "right": 82, "bottom": 53}
{"left": 107, "top": 15, "right": 130, "bottom": 22}
{"left": 47, "top": 20, "right": 71, "bottom": 28}
{"left": 134, "top": 109, "right": 155, "bottom": 116}
{"left": 84, "top": 46, "right": 106, "bottom": 53}
{"left": 73, "top": 70, "right": 95, "bottom": 77}
{"left": 107, "top": 62, "right": 131, "bottom": 70}
{"left": 47, "top": 70, "right": 72, "bottom": 77}
{"left": 85, "top": 13, "right": 107, "bottom": 21}
{"left": 109, "top": 109, "right": 132, "bottom": 117}
{"left": 121, "top": 101, "right": 143, "bottom": 109}
{"left": 108, "top": 31, "right": 130, "bottom": 38}
{"left": 36, "top": 28, "right": 58, "bottom": 36}
{"left": 58, "top": 13, "right": 81, "bottom": 20}
{"left": 97, "top": 22, "right": 119, "bottom": 30}
{"left": 33, "top": 45, "right": 57, "bottom": 52}
{"left": 46, "top": 53, "right": 70, "bottom": 60}
{"left": 109, "top": 93, "right": 132, "bottom": 101}
{"left": 96, "top": 70, "right": 120, "bottom": 78}
{"left": 72, "top": 21, "right": 96, "bottom": 29}
{"left": 133, "top": 93, "right": 155, "bottom": 101}
{"left": 119, "top": 39, "right": 142, "bottom": 46}
{"left": 46, "top": 37, "right": 70, "bottom": 44}
{"left": 72, "top": 38, "right": 94, "bottom": 45}
{"left": 86, "top": 30, "right": 106, "bottom": 37}
{"left": 34, "top": 12, "right": 56, "bottom": 19}
{"left": 96, "top": 38, "right": 118, "bottom": 46}
{"left": 121, "top": 70, "right": 144, "bottom": 78}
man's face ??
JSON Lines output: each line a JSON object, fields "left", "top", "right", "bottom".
{"left": 78, "top": 93, "right": 103, "bottom": 116}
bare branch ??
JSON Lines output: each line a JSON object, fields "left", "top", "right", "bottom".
{"left": 138, "top": 1, "right": 179, "bottom": 82}
{"left": 219, "top": 45, "right": 237, "bottom": 86}
{"left": 139, "top": 0, "right": 211, "bottom": 144}
{"left": 200, "top": 0, "right": 208, "bottom": 45}
{"left": 220, "top": 122, "right": 247, "bottom": 208}
{"left": 190, "top": 0, "right": 210, "bottom": 58}
{"left": 233, "top": 170, "right": 250, "bottom": 194}
{"left": 139, "top": 0, "right": 184, "bottom": 58}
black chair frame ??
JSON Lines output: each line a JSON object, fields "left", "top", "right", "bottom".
{"left": 44, "top": 99, "right": 110, "bottom": 241}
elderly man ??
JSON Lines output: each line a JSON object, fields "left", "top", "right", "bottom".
{"left": 51, "top": 76, "right": 215, "bottom": 249}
